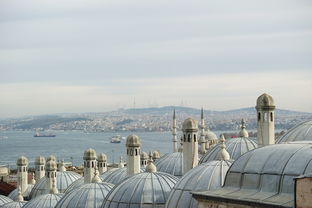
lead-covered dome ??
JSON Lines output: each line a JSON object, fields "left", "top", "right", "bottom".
{"left": 29, "top": 171, "right": 81, "bottom": 199}
{"left": 0, "top": 195, "right": 12, "bottom": 206}
{"left": 182, "top": 118, "right": 198, "bottom": 131}
{"left": 100, "top": 167, "right": 144, "bottom": 185}
{"left": 55, "top": 182, "right": 114, "bottom": 208}
{"left": 155, "top": 152, "right": 183, "bottom": 178}
{"left": 16, "top": 156, "right": 28, "bottom": 166}
{"left": 101, "top": 171, "right": 178, "bottom": 208}
{"left": 23, "top": 193, "right": 64, "bottom": 208}
{"left": 165, "top": 160, "right": 233, "bottom": 208}
{"left": 277, "top": 120, "right": 312, "bottom": 143}
{"left": 83, "top": 148, "right": 97, "bottom": 160}
{"left": 126, "top": 134, "right": 140, "bottom": 147}
{"left": 199, "top": 137, "right": 257, "bottom": 164}
{"left": 8, "top": 184, "right": 34, "bottom": 201}
{"left": 0, "top": 201, "right": 27, "bottom": 208}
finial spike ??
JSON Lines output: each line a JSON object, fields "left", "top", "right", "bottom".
{"left": 218, "top": 134, "right": 230, "bottom": 161}
{"left": 201, "top": 107, "right": 204, "bottom": 119}
{"left": 173, "top": 109, "right": 176, "bottom": 119}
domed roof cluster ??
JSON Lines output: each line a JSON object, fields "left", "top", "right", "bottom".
{"left": 83, "top": 148, "right": 97, "bottom": 160}
{"left": 182, "top": 118, "right": 198, "bottom": 131}
{"left": 16, "top": 156, "right": 28, "bottom": 166}
{"left": 126, "top": 134, "right": 141, "bottom": 147}
{"left": 166, "top": 160, "right": 232, "bottom": 208}
{"left": 23, "top": 193, "right": 64, "bottom": 208}
{"left": 155, "top": 152, "right": 183, "bottom": 177}
{"left": 277, "top": 120, "right": 312, "bottom": 143}
{"left": 0, "top": 195, "right": 12, "bottom": 206}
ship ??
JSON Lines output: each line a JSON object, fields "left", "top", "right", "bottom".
{"left": 111, "top": 135, "right": 121, "bottom": 143}
{"left": 34, "top": 132, "right": 56, "bottom": 137}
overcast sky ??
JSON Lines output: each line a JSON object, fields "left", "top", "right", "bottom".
{"left": 0, "top": 0, "right": 312, "bottom": 117}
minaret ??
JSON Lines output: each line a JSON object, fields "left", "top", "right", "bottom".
{"left": 199, "top": 108, "right": 207, "bottom": 154}
{"left": 97, "top": 153, "right": 107, "bottom": 174}
{"left": 182, "top": 118, "right": 198, "bottom": 175}
{"left": 238, "top": 119, "right": 249, "bottom": 138}
{"left": 16, "top": 156, "right": 28, "bottom": 196}
{"left": 172, "top": 109, "right": 178, "bottom": 152}
{"left": 83, "top": 148, "right": 97, "bottom": 183}
{"left": 47, "top": 155, "right": 56, "bottom": 162}
{"left": 126, "top": 134, "right": 141, "bottom": 176}
{"left": 256, "top": 93, "right": 275, "bottom": 146}
{"left": 140, "top": 152, "right": 148, "bottom": 168}
{"left": 152, "top": 150, "right": 160, "bottom": 161}
{"left": 35, "top": 156, "right": 45, "bottom": 182}
{"left": 45, "top": 159, "right": 57, "bottom": 192}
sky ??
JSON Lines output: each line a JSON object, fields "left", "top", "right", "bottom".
{"left": 0, "top": 0, "right": 312, "bottom": 117}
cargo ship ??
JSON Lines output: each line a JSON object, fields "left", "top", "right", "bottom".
{"left": 34, "top": 132, "right": 56, "bottom": 137}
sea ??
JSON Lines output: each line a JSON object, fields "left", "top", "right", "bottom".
{"left": 0, "top": 130, "right": 225, "bottom": 168}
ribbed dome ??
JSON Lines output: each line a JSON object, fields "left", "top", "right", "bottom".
{"left": 165, "top": 160, "right": 233, "bottom": 208}
{"left": 8, "top": 184, "right": 34, "bottom": 201}
{"left": 101, "top": 171, "right": 178, "bottom": 208}
{"left": 155, "top": 152, "right": 183, "bottom": 178}
{"left": 126, "top": 134, "right": 140, "bottom": 147}
{"left": 16, "top": 156, "right": 28, "bottom": 166}
{"left": 0, "top": 195, "right": 13, "bottom": 206}
{"left": 277, "top": 120, "right": 312, "bottom": 143}
{"left": 55, "top": 182, "right": 114, "bottom": 208}
{"left": 23, "top": 193, "right": 64, "bottom": 208}
{"left": 202, "top": 143, "right": 312, "bottom": 207}
{"left": 29, "top": 171, "right": 81, "bottom": 199}
{"left": 182, "top": 118, "right": 198, "bottom": 131}
{"left": 199, "top": 137, "right": 258, "bottom": 164}
{"left": 35, "top": 156, "right": 46, "bottom": 165}
{"left": 63, "top": 177, "right": 84, "bottom": 194}
{"left": 100, "top": 167, "right": 144, "bottom": 185}
{"left": 0, "top": 201, "right": 27, "bottom": 208}
{"left": 97, "top": 153, "right": 107, "bottom": 162}
{"left": 256, "top": 93, "right": 275, "bottom": 110}
{"left": 83, "top": 148, "right": 97, "bottom": 160}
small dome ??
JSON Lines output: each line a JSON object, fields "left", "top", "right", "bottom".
{"left": 46, "top": 160, "right": 57, "bottom": 172}
{"left": 35, "top": 156, "right": 46, "bottom": 165}
{"left": 182, "top": 118, "right": 198, "bottom": 131}
{"left": 8, "top": 184, "right": 34, "bottom": 201}
{"left": 199, "top": 137, "right": 258, "bottom": 164}
{"left": 126, "top": 134, "right": 141, "bottom": 147}
{"left": 83, "top": 148, "right": 97, "bottom": 160}
{"left": 205, "top": 130, "right": 218, "bottom": 141}
{"left": 47, "top": 155, "right": 56, "bottom": 162}
{"left": 0, "top": 195, "right": 13, "bottom": 206}
{"left": 166, "top": 160, "right": 232, "bottom": 208}
{"left": 23, "top": 193, "right": 64, "bottom": 208}
{"left": 97, "top": 153, "right": 107, "bottom": 162}
{"left": 102, "top": 171, "right": 178, "bottom": 208}
{"left": 16, "top": 156, "right": 28, "bottom": 166}
{"left": 277, "top": 120, "right": 312, "bottom": 143}
{"left": 29, "top": 171, "right": 81, "bottom": 199}
{"left": 256, "top": 93, "right": 275, "bottom": 110}
{"left": 63, "top": 178, "right": 84, "bottom": 194}
{"left": 0, "top": 201, "right": 27, "bottom": 208}
{"left": 100, "top": 167, "right": 144, "bottom": 185}
{"left": 55, "top": 182, "right": 114, "bottom": 208}
{"left": 152, "top": 150, "right": 160, "bottom": 160}
{"left": 140, "top": 152, "right": 148, "bottom": 160}
{"left": 155, "top": 152, "right": 183, "bottom": 177}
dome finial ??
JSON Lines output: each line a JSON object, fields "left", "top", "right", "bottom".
{"left": 238, "top": 119, "right": 249, "bottom": 138}
{"left": 145, "top": 157, "right": 157, "bottom": 173}
{"left": 92, "top": 168, "right": 102, "bottom": 183}
{"left": 118, "top": 156, "right": 124, "bottom": 168}
{"left": 31, "top": 172, "right": 36, "bottom": 185}
{"left": 17, "top": 186, "right": 24, "bottom": 202}
{"left": 59, "top": 159, "right": 66, "bottom": 172}
{"left": 50, "top": 178, "right": 59, "bottom": 194}
{"left": 217, "top": 134, "right": 230, "bottom": 161}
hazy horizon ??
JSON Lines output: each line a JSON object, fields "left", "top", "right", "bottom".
{"left": 1, "top": 0, "right": 312, "bottom": 117}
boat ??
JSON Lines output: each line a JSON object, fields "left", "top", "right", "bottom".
{"left": 111, "top": 135, "right": 121, "bottom": 143}
{"left": 34, "top": 132, "right": 56, "bottom": 137}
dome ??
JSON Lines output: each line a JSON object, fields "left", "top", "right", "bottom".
{"left": 8, "top": 184, "right": 34, "bottom": 201}
{"left": 126, "top": 134, "right": 140, "bottom": 147}
{"left": 165, "top": 160, "right": 233, "bottom": 208}
{"left": 16, "top": 156, "right": 28, "bottom": 166}
{"left": 277, "top": 120, "right": 312, "bottom": 143}
{"left": 102, "top": 171, "right": 178, "bottom": 208}
{"left": 0, "top": 195, "right": 13, "bottom": 206}
{"left": 182, "top": 118, "right": 198, "bottom": 131}
{"left": 47, "top": 155, "right": 56, "bottom": 162}
{"left": 35, "top": 156, "right": 45, "bottom": 165}
{"left": 23, "top": 193, "right": 64, "bottom": 208}
{"left": 29, "top": 171, "right": 81, "bottom": 199}
{"left": 256, "top": 93, "right": 275, "bottom": 110}
{"left": 45, "top": 160, "right": 57, "bottom": 172}
{"left": 100, "top": 167, "right": 144, "bottom": 185}
{"left": 154, "top": 152, "right": 183, "bottom": 178}
{"left": 196, "top": 143, "right": 312, "bottom": 207}
{"left": 199, "top": 137, "right": 258, "bottom": 164}
{"left": 140, "top": 152, "right": 148, "bottom": 160}
{"left": 97, "top": 153, "right": 107, "bottom": 162}
{"left": 205, "top": 130, "right": 218, "bottom": 141}
{"left": 0, "top": 201, "right": 27, "bottom": 208}
{"left": 83, "top": 148, "right": 97, "bottom": 160}
{"left": 63, "top": 177, "right": 84, "bottom": 194}
{"left": 55, "top": 182, "right": 114, "bottom": 208}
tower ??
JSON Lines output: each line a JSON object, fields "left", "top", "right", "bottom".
{"left": 97, "top": 153, "right": 107, "bottom": 174}
{"left": 83, "top": 148, "right": 97, "bottom": 183}
{"left": 199, "top": 108, "right": 207, "bottom": 154}
{"left": 16, "top": 156, "right": 28, "bottom": 196}
{"left": 126, "top": 134, "right": 141, "bottom": 176}
{"left": 256, "top": 93, "right": 275, "bottom": 146}
{"left": 45, "top": 159, "right": 57, "bottom": 192}
{"left": 35, "top": 156, "right": 45, "bottom": 182}
{"left": 182, "top": 118, "right": 199, "bottom": 175}
{"left": 140, "top": 152, "right": 148, "bottom": 168}
{"left": 172, "top": 109, "right": 178, "bottom": 152}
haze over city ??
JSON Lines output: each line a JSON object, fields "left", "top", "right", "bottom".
{"left": 1, "top": 0, "right": 312, "bottom": 117}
